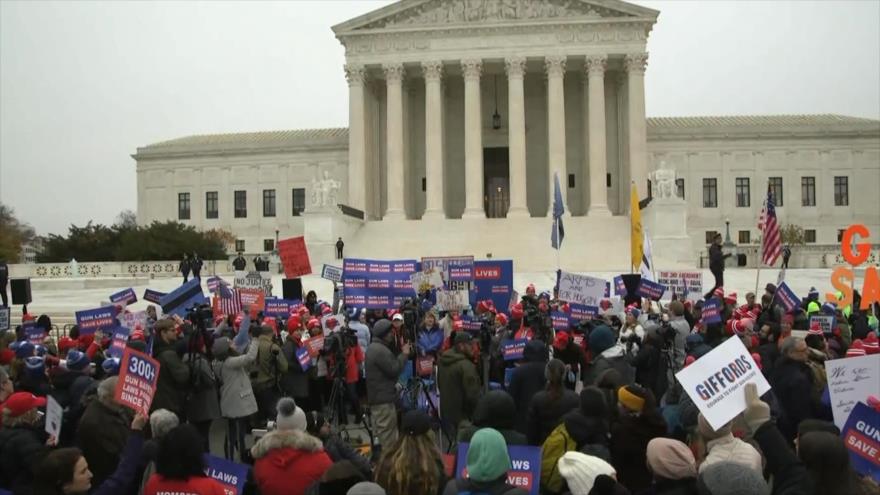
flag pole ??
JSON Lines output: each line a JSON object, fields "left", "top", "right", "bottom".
{"left": 555, "top": 216, "right": 561, "bottom": 272}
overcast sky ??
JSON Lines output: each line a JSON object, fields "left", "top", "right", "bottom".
{"left": 1, "top": 0, "right": 878, "bottom": 236}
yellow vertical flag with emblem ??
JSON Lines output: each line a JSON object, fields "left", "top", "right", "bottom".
{"left": 630, "top": 182, "right": 643, "bottom": 273}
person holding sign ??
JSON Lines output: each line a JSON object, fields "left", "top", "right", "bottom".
{"left": 212, "top": 331, "right": 259, "bottom": 461}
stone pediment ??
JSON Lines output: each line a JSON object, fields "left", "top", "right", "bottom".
{"left": 333, "top": 0, "right": 659, "bottom": 33}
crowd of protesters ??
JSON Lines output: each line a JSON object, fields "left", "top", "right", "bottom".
{"left": 0, "top": 271, "right": 878, "bottom": 495}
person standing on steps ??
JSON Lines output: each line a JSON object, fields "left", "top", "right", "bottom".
{"left": 0, "top": 257, "right": 8, "bottom": 307}
{"left": 232, "top": 251, "right": 247, "bottom": 271}
{"left": 178, "top": 254, "right": 191, "bottom": 283}
{"left": 782, "top": 244, "right": 792, "bottom": 269}
{"left": 191, "top": 252, "right": 203, "bottom": 283}
{"left": 705, "top": 233, "right": 730, "bottom": 299}
{"left": 335, "top": 237, "right": 344, "bottom": 259}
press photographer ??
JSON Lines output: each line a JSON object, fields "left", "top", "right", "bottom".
{"left": 250, "top": 323, "right": 288, "bottom": 424}
{"left": 322, "top": 317, "right": 364, "bottom": 426}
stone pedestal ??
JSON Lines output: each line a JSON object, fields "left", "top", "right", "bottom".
{"left": 644, "top": 197, "right": 694, "bottom": 267}
{"left": 303, "top": 207, "right": 364, "bottom": 268}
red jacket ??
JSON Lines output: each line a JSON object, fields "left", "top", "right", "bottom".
{"left": 251, "top": 429, "right": 332, "bottom": 495}
{"left": 143, "top": 474, "right": 226, "bottom": 495}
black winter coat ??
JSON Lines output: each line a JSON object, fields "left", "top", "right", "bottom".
{"left": 508, "top": 341, "right": 548, "bottom": 434}
{"left": 610, "top": 413, "right": 667, "bottom": 494}
{"left": 77, "top": 398, "right": 133, "bottom": 487}
{"left": 752, "top": 421, "right": 813, "bottom": 495}
{"left": 526, "top": 389, "right": 579, "bottom": 446}
{"left": 0, "top": 424, "right": 49, "bottom": 494}
{"left": 458, "top": 390, "right": 529, "bottom": 446}
{"left": 770, "top": 357, "right": 817, "bottom": 442}
{"left": 151, "top": 338, "right": 190, "bottom": 416}
{"left": 631, "top": 342, "right": 667, "bottom": 400}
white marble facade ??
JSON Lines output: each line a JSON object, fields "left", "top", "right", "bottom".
{"left": 132, "top": 0, "right": 880, "bottom": 263}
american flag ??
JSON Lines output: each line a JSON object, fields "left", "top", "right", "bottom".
{"left": 758, "top": 185, "right": 782, "bottom": 266}
{"left": 207, "top": 276, "right": 227, "bottom": 293}
{"left": 213, "top": 288, "right": 242, "bottom": 317}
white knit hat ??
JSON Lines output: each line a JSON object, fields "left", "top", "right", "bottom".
{"left": 557, "top": 451, "right": 616, "bottom": 494}
{"left": 275, "top": 397, "right": 307, "bottom": 432}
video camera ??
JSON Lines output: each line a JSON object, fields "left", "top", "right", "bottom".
{"left": 521, "top": 294, "right": 551, "bottom": 338}
{"left": 186, "top": 303, "right": 214, "bottom": 329}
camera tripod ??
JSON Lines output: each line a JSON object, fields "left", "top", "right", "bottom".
{"left": 325, "top": 360, "right": 374, "bottom": 448}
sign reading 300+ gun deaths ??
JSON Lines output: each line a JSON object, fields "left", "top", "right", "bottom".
{"left": 557, "top": 271, "right": 606, "bottom": 306}
{"left": 675, "top": 336, "right": 770, "bottom": 430}
{"left": 114, "top": 347, "right": 160, "bottom": 416}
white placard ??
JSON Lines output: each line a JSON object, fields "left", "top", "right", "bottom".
{"left": 436, "top": 290, "right": 469, "bottom": 312}
{"left": 410, "top": 271, "right": 444, "bottom": 293}
{"left": 0, "top": 307, "right": 9, "bottom": 332}
{"left": 45, "top": 396, "right": 63, "bottom": 439}
{"left": 321, "top": 265, "right": 343, "bottom": 283}
{"left": 234, "top": 270, "right": 272, "bottom": 295}
{"left": 557, "top": 271, "right": 606, "bottom": 306}
{"left": 657, "top": 271, "right": 703, "bottom": 299}
{"left": 826, "top": 354, "right": 880, "bottom": 430}
{"left": 674, "top": 336, "right": 771, "bottom": 430}
{"left": 118, "top": 311, "right": 148, "bottom": 332}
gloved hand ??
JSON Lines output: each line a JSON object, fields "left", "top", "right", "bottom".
{"left": 743, "top": 382, "right": 770, "bottom": 433}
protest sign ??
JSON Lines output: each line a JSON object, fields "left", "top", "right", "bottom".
{"left": 75, "top": 306, "right": 117, "bottom": 335}
{"left": 159, "top": 279, "right": 207, "bottom": 317}
{"left": 550, "top": 311, "right": 570, "bottom": 330}
{"left": 343, "top": 258, "right": 418, "bottom": 309}
{"left": 45, "top": 396, "right": 62, "bottom": 440}
{"left": 702, "top": 299, "right": 723, "bottom": 325}
{"left": 305, "top": 335, "right": 325, "bottom": 358}
{"left": 417, "top": 355, "right": 435, "bottom": 377}
{"left": 501, "top": 339, "right": 527, "bottom": 361}
{"left": 456, "top": 443, "right": 542, "bottom": 495}
{"left": 421, "top": 256, "right": 475, "bottom": 284}
{"left": 143, "top": 288, "right": 166, "bottom": 304}
{"left": 410, "top": 270, "right": 444, "bottom": 294}
{"left": 674, "top": 336, "right": 770, "bottom": 430}
{"left": 278, "top": 236, "right": 312, "bottom": 278}
{"left": 23, "top": 322, "right": 46, "bottom": 344}
{"left": 0, "top": 307, "right": 9, "bottom": 332}
{"left": 109, "top": 288, "right": 137, "bottom": 306}
{"left": 841, "top": 401, "right": 880, "bottom": 483}
{"left": 657, "top": 271, "right": 703, "bottom": 298}
{"left": 809, "top": 315, "right": 835, "bottom": 334}
{"left": 569, "top": 303, "right": 598, "bottom": 322}
{"left": 470, "top": 260, "right": 515, "bottom": 317}
{"left": 107, "top": 326, "right": 131, "bottom": 359}
{"left": 204, "top": 454, "right": 249, "bottom": 495}
{"left": 237, "top": 288, "right": 266, "bottom": 316}
{"left": 234, "top": 271, "right": 273, "bottom": 296}
{"left": 295, "top": 347, "right": 312, "bottom": 372}
{"left": 557, "top": 271, "right": 606, "bottom": 306}
{"left": 118, "top": 311, "right": 148, "bottom": 332}
{"left": 114, "top": 348, "right": 160, "bottom": 415}
{"left": 459, "top": 315, "right": 482, "bottom": 332}
{"left": 636, "top": 278, "right": 667, "bottom": 301}
{"left": 321, "top": 264, "right": 343, "bottom": 283}
{"left": 613, "top": 275, "right": 627, "bottom": 296}
{"left": 264, "top": 299, "right": 301, "bottom": 318}
{"left": 775, "top": 282, "right": 800, "bottom": 313}
{"left": 437, "top": 290, "right": 470, "bottom": 311}
{"left": 826, "top": 354, "right": 880, "bottom": 429}
{"left": 504, "top": 367, "right": 514, "bottom": 388}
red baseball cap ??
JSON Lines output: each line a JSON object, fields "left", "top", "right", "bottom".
{"left": 553, "top": 331, "right": 570, "bottom": 350}
{"left": 3, "top": 392, "right": 47, "bottom": 417}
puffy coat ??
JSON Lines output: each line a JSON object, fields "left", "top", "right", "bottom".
{"left": 770, "top": 357, "right": 818, "bottom": 441}
{"left": 151, "top": 338, "right": 190, "bottom": 416}
{"left": 699, "top": 434, "right": 763, "bottom": 475}
{"left": 457, "top": 390, "right": 529, "bottom": 446}
{"left": 610, "top": 412, "right": 667, "bottom": 494}
{"left": 0, "top": 423, "right": 48, "bottom": 493}
{"left": 437, "top": 347, "right": 482, "bottom": 429}
{"left": 213, "top": 339, "right": 259, "bottom": 419}
{"left": 365, "top": 335, "right": 409, "bottom": 405}
{"left": 76, "top": 397, "right": 133, "bottom": 487}
{"left": 183, "top": 352, "right": 221, "bottom": 423}
{"left": 526, "top": 389, "right": 579, "bottom": 446}
{"left": 251, "top": 429, "right": 333, "bottom": 495}
{"left": 508, "top": 340, "right": 548, "bottom": 434}
{"left": 584, "top": 345, "right": 635, "bottom": 386}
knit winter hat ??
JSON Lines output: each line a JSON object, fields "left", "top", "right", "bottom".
{"left": 847, "top": 340, "right": 867, "bottom": 357}
{"left": 102, "top": 357, "right": 121, "bottom": 376}
{"left": 276, "top": 397, "right": 307, "bottom": 432}
{"left": 346, "top": 482, "right": 386, "bottom": 495}
{"left": 557, "top": 451, "right": 615, "bottom": 494}
{"left": 697, "top": 461, "right": 769, "bottom": 495}
{"left": 15, "top": 341, "right": 35, "bottom": 359}
{"left": 617, "top": 385, "right": 646, "bottom": 413}
{"left": 589, "top": 325, "right": 615, "bottom": 356}
{"left": 24, "top": 356, "right": 45, "bottom": 377}
{"left": 724, "top": 292, "right": 737, "bottom": 305}
{"left": 65, "top": 350, "right": 90, "bottom": 372}
{"left": 371, "top": 319, "right": 393, "bottom": 339}
{"left": 697, "top": 413, "right": 731, "bottom": 442}
{"left": 466, "top": 428, "right": 511, "bottom": 483}
{"left": 863, "top": 332, "right": 879, "bottom": 354}
{"left": 646, "top": 438, "right": 696, "bottom": 480}
{"left": 211, "top": 337, "right": 231, "bottom": 360}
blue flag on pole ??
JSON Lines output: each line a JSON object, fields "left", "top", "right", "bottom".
{"left": 551, "top": 173, "right": 565, "bottom": 249}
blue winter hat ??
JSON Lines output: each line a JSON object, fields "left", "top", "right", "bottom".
{"left": 15, "top": 341, "right": 35, "bottom": 359}
{"left": 102, "top": 357, "right": 121, "bottom": 376}
{"left": 589, "top": 325, "right": 616, "bottom": 356}
{"left": 24, "top": 356, "right": 45, "bottom": 376}
{"left": 821, "top": 303, "right": 837, "bottom": 316}
{"left": 808, "top": 287, "right": 819, "bottom": 298}
{"left": 34, "top": 345, "right": 47, "bottom": 357}
{"left": 66, "top": 350, "right": 89, "bottom": 372}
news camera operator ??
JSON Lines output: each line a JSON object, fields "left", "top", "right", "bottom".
{"left": 323, "top": 317, "right": 364, "bottom": 424}
{"left": 365, "top": 319, "right": 411, "bottom": 451}
{"left": 250, "top": 323, "right": 288, "bottom": 424}
{"left": 519, "top": 294, "right": 553, "bottom": 343}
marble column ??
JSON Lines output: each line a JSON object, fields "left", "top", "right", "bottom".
{"left": 422, "top": 60, "right": 445, "bottom": 219}
{"left": 344, "top": 64, "right": 367, "bottom": 217}
{"left": 505, "top": 56, "right": 529, "bottom": 218}
{"left": 625, "top": 53, "right": 649, "bottom": 203}
{"left": 383, "top": 63, "right": 405, "bottom": 220}
{"left": 585, "top": 55, "right": 611, "bottom": 216}
{"left": 462, "top": 59, "right": 485, "bottom": 219}
{"left": 545, "top": 55, "right": 569, "bottom": 217}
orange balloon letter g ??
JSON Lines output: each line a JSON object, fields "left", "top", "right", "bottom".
{"left": 841, "top": 224, "right": 870, "bottom": 266}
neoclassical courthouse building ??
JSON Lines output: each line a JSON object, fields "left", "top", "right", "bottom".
{"left": 134, "top": 0, "right": 880, "bottom": 271}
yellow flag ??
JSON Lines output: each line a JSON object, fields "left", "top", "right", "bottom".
{"left": 630, "top": 182, "right": 643, "bottom": 272}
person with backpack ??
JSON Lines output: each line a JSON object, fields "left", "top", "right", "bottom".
{"left": 442, "top": 428, "right": 528, "bottom": 495}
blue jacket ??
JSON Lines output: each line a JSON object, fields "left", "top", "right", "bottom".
{"left": 417, "top": 325, "right": 444, "bottom": 354}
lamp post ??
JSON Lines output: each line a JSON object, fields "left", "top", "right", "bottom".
{"left": 723, "top": 218, "right": 738, "bottom": 267}
{"left": 274, "top": 229, "right": 281, "bottom": 274}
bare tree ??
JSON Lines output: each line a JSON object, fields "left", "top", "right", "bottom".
{"left": 114, "top": 209, "right": 138, "bottom": 229}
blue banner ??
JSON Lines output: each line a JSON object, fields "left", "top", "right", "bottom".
{"left": 841, "top": 401, "right": 880, "bottom": 483}
{"left": 775, "top": 282, "right": 800, "bottom": 313}
{"left": 159, "top": 279, "right": 207, "bottom": 318}
{"left": 569, "top": 303, "right": 598, "bottom": 323}
{"left": 613, "top": 275, "right": 627, "bottom": 296}
{"left": 143, "top": 289, "right": 166, "bottom": 304}
{"left": 550, "top": 311, "right": 570, "bottom": 330}
{"left": 702, "top": 299, "right": 723, "bottom": 325}
{"left": 458, "top": 315, "right": 482, "bottom": 332}
{"left": 470, "top": 260, "right": 514, "bottom": 316}
{"left": 23, "top": 321, "right": 46, "bottom": 345}
{"left": 264, "top": 299, "right": 302, "bottom": 318}
{"left": 107, "top": 326, "right": 131, "bottom": 359}
{"left": 203, "top": 454, "right": 249, "bottom": 495}
{"left": 296, "top": 347, "right": 312, "bottom": 372}
{"left": 75, "top": 306, "right": 118, "bottom": 335}
{"left": 636, "top": 278, "right": 667, "bottom": 301}
{"left": 501, "top": 339, "right": 527, "bottom": 361}
{"left": 343, "top": 258, "right": 418, "bottom": 309}
{"left": 110, "top": 288, "right": 137, "bottom": 305}
{"left": 456, "top": 443, "right": 542, "bottom": 495}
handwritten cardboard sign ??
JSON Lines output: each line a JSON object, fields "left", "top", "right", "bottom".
{"left": 826, "top": 354, "right": 880, "bottom": 430}
{"left": 674, "top": 336, "right": 770, "bottom": 430}
{"left": 557, "top": 271, "right": 606, "bottom": 306}
{"left": 657, "top": 271, "right": 703, "bottom": 298}
{"left": 278, "top": 236, "right": 312, "bottom": 278}
{"left": 436, "top": 289, "right": 469, "bottom": 311}
{"left": 114, "top": 347, "right": 160, "bottom": 415}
